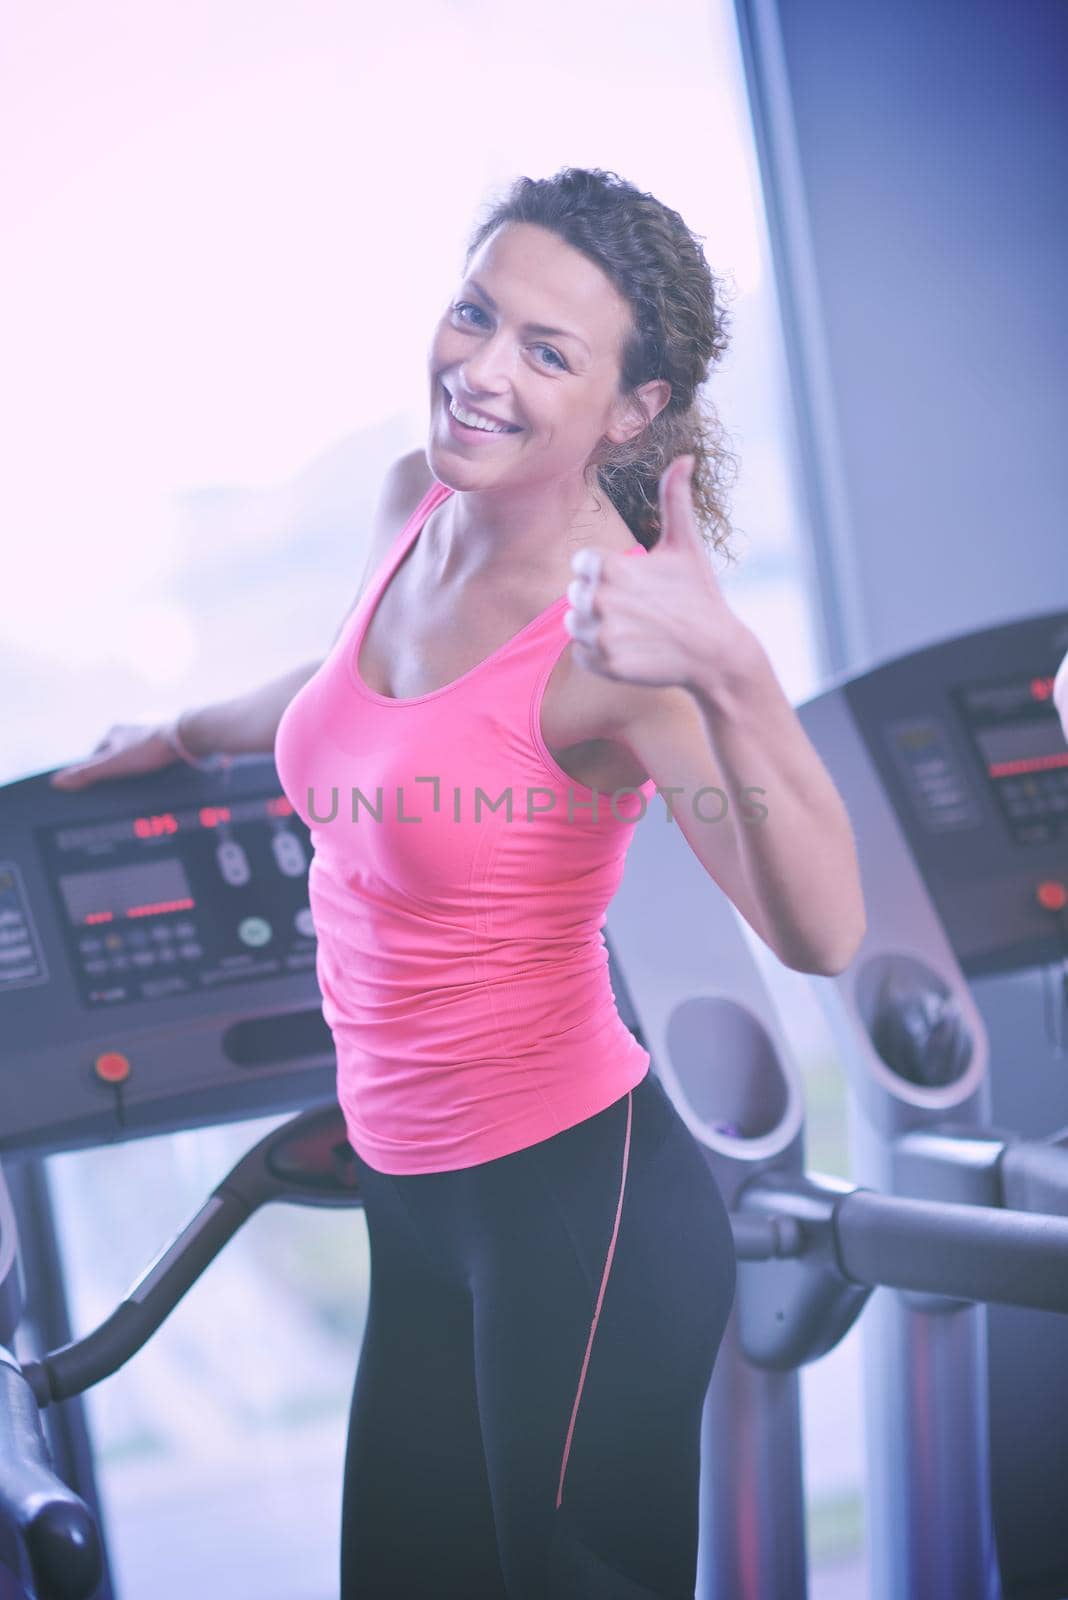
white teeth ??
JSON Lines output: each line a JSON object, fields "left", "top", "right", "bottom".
{"left": 448, "top": 393, "right": 515, "bottom": 433}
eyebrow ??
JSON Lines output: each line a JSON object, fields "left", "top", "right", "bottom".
{"left": 464, "top": 278, "right": 591, "bottom": 357}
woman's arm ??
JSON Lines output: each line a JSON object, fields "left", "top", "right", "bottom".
{"left": 49, "top": 658, "right": 324, "bottom": 786}
{"left": 172, "top": 660, "right": 321, "bottom": 758}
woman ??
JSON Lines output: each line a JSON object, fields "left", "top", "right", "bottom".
{"left": 52, "top": 167, "right": 865, "bottom": 1597}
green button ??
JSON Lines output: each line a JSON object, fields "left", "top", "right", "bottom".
{"left": 238, "top": 916, "right": 272, "bottom": 948}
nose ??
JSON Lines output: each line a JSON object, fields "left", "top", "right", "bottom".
{"left": 458, "top": 330, "right": 513, "bottom": 396}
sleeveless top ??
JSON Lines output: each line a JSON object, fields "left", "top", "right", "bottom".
{"left": 274, "top": 478, "right": 658, "bottom": 1173}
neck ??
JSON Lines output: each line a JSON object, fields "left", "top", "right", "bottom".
{"left": 425, "top": 472, "right": 609, "bottom": 587}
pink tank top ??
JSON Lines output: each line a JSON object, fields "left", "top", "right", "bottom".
{"left": 275, "top": 478, "right": 657, "bottom": 1173}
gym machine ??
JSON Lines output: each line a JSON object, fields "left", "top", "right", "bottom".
{"left": 794, "top": 606, "right": 1068, "bottom": 1600}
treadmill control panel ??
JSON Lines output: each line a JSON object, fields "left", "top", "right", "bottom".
{"left": 0, "top": 758, "right": 335, "bottom": 1159}
{"left": 883, "top": 669, "right": 1068, "bottom": 846}
{"left": 837, "top": 609, "right": 1068, "bottom": 976}
{"left": 36, "top": 793, "right": 317, "bottom": 1010}
{"left": 953, "top": 673, "right": 1068, "bottom": 846}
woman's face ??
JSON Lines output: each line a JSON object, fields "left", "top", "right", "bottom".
{"left": 426, "top": 221, "right": 651, "bottom": 494}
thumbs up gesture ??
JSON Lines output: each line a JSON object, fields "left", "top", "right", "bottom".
{"left": 564, "top": 454, "right": 752, "bottom": 694}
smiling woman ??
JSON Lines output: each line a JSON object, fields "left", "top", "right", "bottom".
{"left": 270, "top": 166, "right": 764, "bottom": 1598}
{"left": 40, "top": 140, "right": 850, "bottom": 1595}
{"left": 273, "top": 161, "right": 864, "bottom": 1600}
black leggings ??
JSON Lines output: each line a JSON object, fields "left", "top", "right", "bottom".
{"left": 340, "top": 1067, "right": 737, "bottom": 1599}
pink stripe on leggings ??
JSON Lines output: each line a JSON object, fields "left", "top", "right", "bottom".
{"left": 555, "top": 1088, "right": 634, "bottom": 1510}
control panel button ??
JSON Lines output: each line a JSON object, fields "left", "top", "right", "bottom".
{"left": 272, "top": 832, "right": 307, "bottom": 878}
{"left": 238, "top": 916, "right": 272, "bottom": 948}
{"left": 294, "top": 906, "right": 316, "bottom": 939}
{"left": 1036, "top": 880, "right": 1067, "bottom": 912}
{"left": 217, "top": 841, "right": 251, "bottom": 887}
{"left": 94, "top": 1051, "right": 131, "bottom": 1085}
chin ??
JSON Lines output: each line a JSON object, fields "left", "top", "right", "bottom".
{"left": 424, "top": 437, "right": 474, "bottom": 491}
{"left": 425, "top": 432, "right": 510, "bottom": 492}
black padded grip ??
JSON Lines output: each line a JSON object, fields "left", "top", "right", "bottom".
{"left": 0, "top": 1347, "right": 103, "bottom": 1600}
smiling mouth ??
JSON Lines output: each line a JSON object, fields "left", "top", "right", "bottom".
{"left": 441, "top": 382, "right": 522, "bottom": 434}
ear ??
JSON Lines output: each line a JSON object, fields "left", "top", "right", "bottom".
{"left": 603, "top": 379, "right": 672, "bottom": 447}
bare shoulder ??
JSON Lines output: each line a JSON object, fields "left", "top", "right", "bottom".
{"left": 372, "top": 446, "right": 435, "bottom": 542}
{"left": 330, "top": 448, "right": 435, "bottom": 643}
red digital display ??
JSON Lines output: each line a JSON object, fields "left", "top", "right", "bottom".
{"left": 133, "top": 813, "right": 178, "bottom": 839}
{"left": 198, "top": 805, "right": 232, "bottom": 828}
{"left": 124, "top": 897, "right": 196, "bottom": 918}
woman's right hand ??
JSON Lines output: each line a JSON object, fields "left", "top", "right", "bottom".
{"left": 49, "top": 722, "right": 185, "bottom": 790}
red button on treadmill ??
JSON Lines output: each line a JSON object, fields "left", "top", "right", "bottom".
{"left": 1035, "top": 881, "right": 1067, "bottom": 913}
{"left": 94, "top": 1051, "right": 131, "bottom": 1085}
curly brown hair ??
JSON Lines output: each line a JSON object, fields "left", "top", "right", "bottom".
{"left": 464, "top": 166, "right": 740, "bottom": 564}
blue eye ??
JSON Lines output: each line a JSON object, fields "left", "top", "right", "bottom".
{"left": 533, "top": 344, "right": 566, "bottom": 371}
{"left": 451, "top": 302, "right": 567, "bottom": 371}
{"left": 453, "top": 301, "right": 489, "bottom": 327}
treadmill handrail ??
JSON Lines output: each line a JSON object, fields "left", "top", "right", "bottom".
{"left": 0, "top": 1345, "right": 103, "bottom": 1600}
